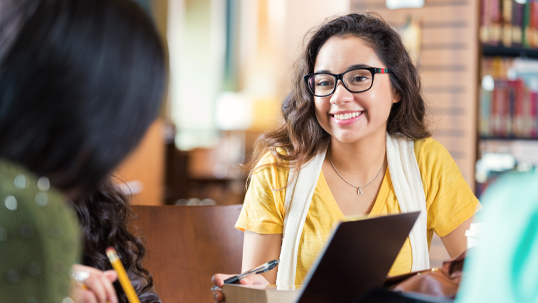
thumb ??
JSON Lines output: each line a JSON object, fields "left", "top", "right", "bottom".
{"left": 104, "top": 270, "right": 118, "bottom": 282}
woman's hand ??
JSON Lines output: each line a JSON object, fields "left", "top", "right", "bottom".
{"left": 211, "top": 273, "right": 270, "bottom": 303}
{"left": 71, "top": 264, "right": 119, "bottom": 303}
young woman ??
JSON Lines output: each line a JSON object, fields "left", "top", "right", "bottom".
{"left": 212, "top": 13, "right": 480, "bottom": 300}
{"left": 72, "top": 177, "right": 162, "bottom": 303}
{"left": 0, "top": 0, "right": 165, "bottom": 302}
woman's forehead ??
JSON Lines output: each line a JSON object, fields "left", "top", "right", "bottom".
{"left": 314, "top": 36, "right": 383, "bottom": 73}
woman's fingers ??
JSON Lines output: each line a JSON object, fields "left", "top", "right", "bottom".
{"left": 103, "top": 270, "right": 118, "bottom": 282}
{"left": 72, "top": 265, "right": 118, "bottom": 303}
{"left": 77, "top": 288, "right": 98, "bottom": 303}
{"left": 239, "top": 274, "right": 270, "bottom": 285}
{"left": 84, "top": 274, "right": 110, "bottom": 303}
{"left": 211, "top": 273, "right": 271, "bottom": 303}
{"left": 211, "top": 274, "right": 236, "bottom": 303}
{"left": 213, "top": 289, "right": 224, "bottom": 302}
{"left": 97, "top": 271, "right": 118, "bottom": 303}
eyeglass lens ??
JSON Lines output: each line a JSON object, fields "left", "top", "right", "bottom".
{"left": 308, "top": 69, "right": 373, "bottom": 96}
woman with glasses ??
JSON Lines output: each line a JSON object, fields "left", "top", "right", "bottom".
{"left": 212, "top": 13, "right": 480, "bottom": 300}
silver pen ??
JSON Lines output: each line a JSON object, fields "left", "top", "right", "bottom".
{"left": 211, "top": 259, "right": 279, "bottom": 291}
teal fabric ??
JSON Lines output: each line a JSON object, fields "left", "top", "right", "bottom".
{"left": 456, "top": 170, "right": 538, "bottom": 303}
{"left": 0, "top": 159, "right": 80, "bottom": 302}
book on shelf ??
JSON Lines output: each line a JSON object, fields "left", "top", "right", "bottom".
{"left": 529, "top": 0, "right": 538, "bottom": 48}
{"left": 482, "top": 0, "right": 538, "bottom": 48}
{"left": 512, "top": 1, "right": 524, "bottom": 47}
{"left": 480, "top": 88, "right": 492, "bottom": 137}
{"left": 528, "top": 91, "right": 538, "bottom": 138}
{"left": 481, "top": 79, "right": 538, "bottom": 139}
{"left": 222, "top": 284, "right": 300, "bottom": 303}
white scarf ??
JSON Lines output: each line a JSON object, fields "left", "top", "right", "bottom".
{"left": 276, "top": 133, "right": 429, "bottom": 286}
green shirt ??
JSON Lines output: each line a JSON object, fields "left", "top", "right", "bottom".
{"left": 456, "top": 170, "right": 538, "bottom": 302}
{"left": 0, "top": 159, "right": 80, "bottom": 302}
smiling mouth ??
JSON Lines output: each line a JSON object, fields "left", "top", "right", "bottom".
{"left": 332, "top": 112, "right": 363, "bottom": 120}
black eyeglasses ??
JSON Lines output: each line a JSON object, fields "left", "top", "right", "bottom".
{"left": 303, "top": 67, "right": 392, "bottom": 97}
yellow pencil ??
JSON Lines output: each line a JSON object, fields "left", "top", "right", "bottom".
{"left": 106, "top": 247, "right": 141, "bottom": 303}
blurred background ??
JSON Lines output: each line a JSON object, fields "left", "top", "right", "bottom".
{"left": 114, "top": 0, "right": 538, "bottom": 266}
{"left": 117, "top": 0, "right": 538, "bottom": 211}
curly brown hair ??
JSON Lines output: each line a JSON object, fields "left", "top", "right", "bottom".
{"left": 246, "top": 13, "right": 430, "bottom": 177}
{"left": 71, "top": 176, "right": 160, "bottom": 303}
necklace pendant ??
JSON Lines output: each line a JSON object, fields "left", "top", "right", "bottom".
{"left": 357, "top": 188, "right": 363, "bottom": 195}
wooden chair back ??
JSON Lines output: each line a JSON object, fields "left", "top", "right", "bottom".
{"left": 130, "top": 205, "right": 243, "bottom": 303}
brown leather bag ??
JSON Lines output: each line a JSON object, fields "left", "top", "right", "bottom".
{"left": 383, "top": 251, "right": 466, "bottom": 299}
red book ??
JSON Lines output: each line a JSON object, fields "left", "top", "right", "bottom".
{"left": 530, "top": 91, "right": 538, "bottom": 138}
{"left": 512, "top": 79, "right": 525, "bottom": 137}
{"left": 521, "top": 86, "right": 531, "bottom": 138}
{"left": 506, "top": 80, "right": 517, "bottom": 137}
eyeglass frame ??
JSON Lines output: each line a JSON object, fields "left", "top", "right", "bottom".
{"left": 303, "top": 67, "right": 393, "bottom": 97}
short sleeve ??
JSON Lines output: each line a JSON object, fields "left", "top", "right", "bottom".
{"left": 235, "top": 152, "right": 289, "bottom": 234}
{"left": 415, "top": 138, "right": 481, "bottom": 237}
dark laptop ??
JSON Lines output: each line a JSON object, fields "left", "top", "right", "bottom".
{"left": 296, "top": 211, "right": 420, "bottom": 303}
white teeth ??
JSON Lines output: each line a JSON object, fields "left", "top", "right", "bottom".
{"left": 334, "top": 112, "right": 361, "bottom": 120}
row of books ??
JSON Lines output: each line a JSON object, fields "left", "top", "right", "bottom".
{"left": 481, "top": 0, "right": 538, "bottom": 48}
{"left": 481, "top": 57, "right": 515, "bottom": 80}
{"left": 480, "top": 79, "right": 538, "bottom": 138}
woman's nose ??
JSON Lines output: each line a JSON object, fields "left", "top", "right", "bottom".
{"left": 330, "top": 81, "right": 353, "bottom": 105}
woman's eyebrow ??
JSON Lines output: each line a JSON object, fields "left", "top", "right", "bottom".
{"left": 347, "top": 64, "right": 371, "bottom": 70}
{"left": 314, "top": 64, "right": 372, "bottom": 74}
{"left": 314, "top": 69, "right": 332, "bottom": 73}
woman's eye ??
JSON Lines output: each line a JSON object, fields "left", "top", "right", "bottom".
{"left": 316, "top": 80, "right": 333, "bottom": 87}
{"left": 351, "top": 76, "right": 367, "bottom": 82}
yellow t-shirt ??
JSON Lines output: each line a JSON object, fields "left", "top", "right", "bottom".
{"left": 236, "top": 138, "right": 481, "bottom": 285}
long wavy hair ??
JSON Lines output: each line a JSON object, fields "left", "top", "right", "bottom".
{"left": 246, "top": 13, "right": 430, "bottom": 177}
{"left": 71, "top": 177, "right": 159, "bottom": 303}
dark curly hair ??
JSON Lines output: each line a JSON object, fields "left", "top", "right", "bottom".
{"left": 71, "top": 176, "right": 160, "bottom": 303}
{"left": 0, "top": 0, "right": 165, "bottom": 194}
{"left": 246, "top": 13, "right": 430, "bottom": 175}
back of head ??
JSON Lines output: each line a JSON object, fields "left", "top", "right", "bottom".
{"left": 0, "top": 0, "right": 166, "bottom": 193}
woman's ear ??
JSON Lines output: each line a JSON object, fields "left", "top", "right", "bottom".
{"left": 392, "top": 90, "right": 402, "bottom": 104}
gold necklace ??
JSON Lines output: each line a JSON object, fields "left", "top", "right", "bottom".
{"left": 328, "top": 150, "right": 385, "bottom": 195}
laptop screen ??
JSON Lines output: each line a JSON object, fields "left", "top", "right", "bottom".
{"left": 297, "top": 211, "right": 420, "bottom": 303}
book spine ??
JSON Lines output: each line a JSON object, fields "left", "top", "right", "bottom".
{"left": 531, "top": 0, "right": 538, "bottom": 47}
{"left": 530, "top": 91, "right": 538, "bottom": 138}
{"left": 503, "top": 0, "right": 513, "bottom": 46}
{"left": 523, "top": 87, "right": 531, "bottom": 138}
{"left": 507, "top": 80, "right": 516, "bottom": 137}
{"left": 513, "top": 79, "right": 525, "bottom": 137}
{"left": 481, "top": 0, "right": 491, "bottom": 44}
{"left": 480, "top": 88, "right": 492, "bottom": 137}
{"left": 512, "top": 2, "right": 524, "bottom": 47}
{"left": 492, "top": 81, "right": 505, "bottom": 137}
{"left": 523, "top": 1, "right": 531, "bottom": 47}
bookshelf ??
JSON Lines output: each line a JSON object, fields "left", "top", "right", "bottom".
{"left": 478, "top": 0, "right": 538, "bottom": 195}
{"left": 483, "top": 45, "right": 538, "bottom": 58}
